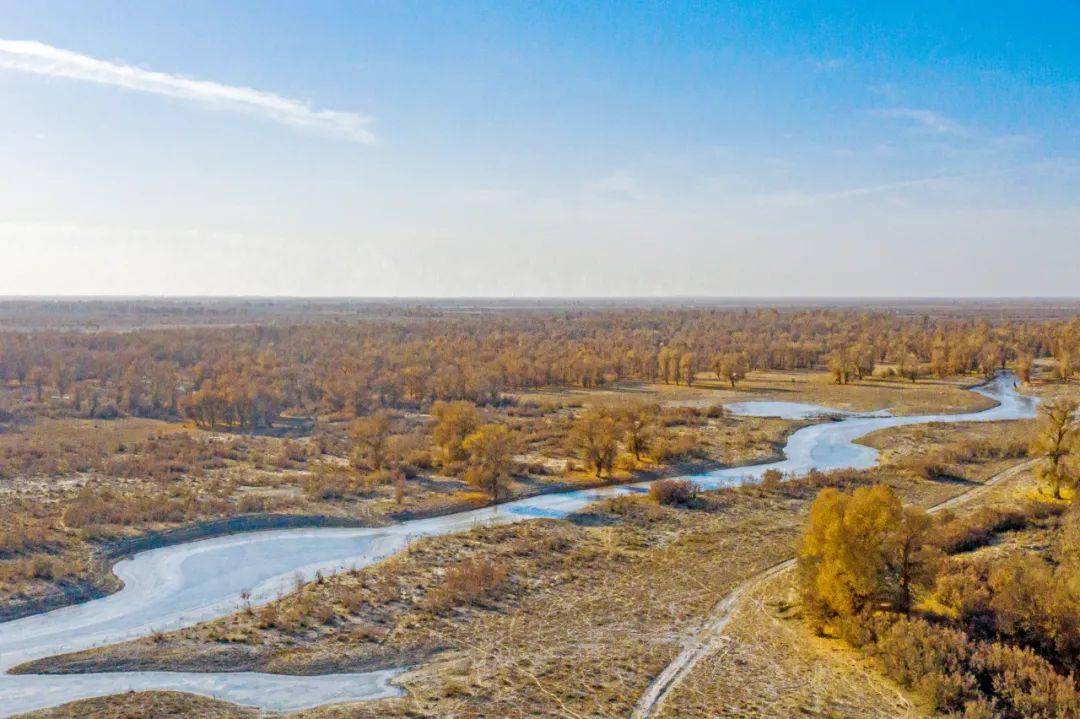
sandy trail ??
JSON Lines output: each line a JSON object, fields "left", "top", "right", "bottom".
{"left": 630, "top": 457, "right": 1038, "bottom": 719}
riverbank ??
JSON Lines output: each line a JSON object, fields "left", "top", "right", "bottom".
{"left": 1, "top": 375, "right": 1036, "bottom": 718}
{"left": 18, "top": 439, "right": 1035, "bottom": 719}
{"left": 0, "top": 424, "right": 800, "bottom": 624}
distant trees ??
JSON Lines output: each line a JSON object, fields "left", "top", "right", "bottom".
{"left": 658, "top": 347, "right": 688, "bottom": 385}
{"left": 1030, "top": 399, "right": 1079, "bottom": 499}
{"left": 1054, "top": 337, "right": 1075, "bottom": 382}
{"left": 1016, "top": 354, "right": 1034, "bottom": 384}
{"left": 680, "top": 352, "right": 697, "bottom": 387}
{"left": 4, "top": 307, "right": 1079, "bottom": 435}
{"left": 28, "top": 367, "right": 45, "bottom": 402}
{"left": 852, "top": 343, "right": 875, "bottom": 380}
{"left": 713, "top": 352, "right": 749, "bottom": 388}
{"left": 828, "top": 346, "right": 853, "bottom": 385}
{"left": 893, "top": 344, "right": 916, "bottom": 383}
{"left": 181, "top": 385, "right": 226, "bottom": 430}
{"left": 977, "top": 345, "right": 1001, "bottom": 379}
{"left": 181, "top": 380, "right": 283, "bottom": 431}
{"left": 930, "top": 343, "right": 949, "bottom": 379}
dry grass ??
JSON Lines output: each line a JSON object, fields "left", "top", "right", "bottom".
{"left": 511, "top": 369, "right": 995, "bottom": 417}
{"left": 656, "top": 454, "right": 1048, "bottom": 719}
{"left": 19, "top": 417, "right": 1029, "bottom": 719}
{"left": 1013, "top": 357, "right": 1080, "bottom": 404}
{"left": 0, "top": 400, "right": 799, "bottom": 619}
{"left": 653, "top": 461, "right": 1049, "bottom": 717}
{"left": 656, "top": 569, "right": 924, "bottom": 719}
{"left": 17, "top": 691, "right": 257, "bottom": 719}
{"left": 859, "top": 419, "right": 1033, "bottom": 484}
{"left": 4, "top": 372, "right": 1028, "bottom": 718}
{"left": 0, "top": 418, "right": 178, "bottom": 479}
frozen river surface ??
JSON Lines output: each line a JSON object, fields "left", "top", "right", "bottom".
{"left": 0, "top": 374, "right": 1037, "bottom": 716}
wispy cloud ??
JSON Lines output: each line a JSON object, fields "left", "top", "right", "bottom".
{"left": 0, "top": 39, "right": 374, "bottom": 144}
{"left": 874, "top": 107, "right": 966, "bottom": 135}
{"left": 811, "top": 57, "right": 846, "bottom": 72}
{"left": 744, "top": 161, "right": 1062, "bottom": 208}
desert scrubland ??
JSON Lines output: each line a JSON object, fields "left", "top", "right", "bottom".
{"left": 1, "top": 300, "right": 1078, "bottom": 718}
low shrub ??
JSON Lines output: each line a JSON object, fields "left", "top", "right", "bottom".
{"left": 302, "top": 464, "right": 366, "bottom": 500}
{"left": 913, "top": 457, "right": 956, "bottom": 480}
{"left": 649, "top": 431, "right": 701, "bottom": 463}
{"left": 931, "top": 502, "right": 1065, "bottom": 555}
{"left": 869, "top": 614, "right": 1079, "bottom": 718}
{"left": 758, "top": 468, "right": 784, "bottom": 490}
{"left": 426, "top": 558, "right": 509, "bottom": 610}
{"left": 596, "top": 495, "right": 667, "bottom": 523}
{"left": 61, "top": 485, "right": 230, "bottom": 528}
{"left": 649, "top": 478, "right": 699, "bottom": 506}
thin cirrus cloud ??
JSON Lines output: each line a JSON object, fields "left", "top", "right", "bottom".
{"left": 874, "top": 107, "right": 967, "bottom": 135}
{"left": 0, "top": 39, "right": 374, "bottom": 144}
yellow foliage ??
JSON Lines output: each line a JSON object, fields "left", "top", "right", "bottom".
{"left": 797, "top": 484, "right": 935, "bottom": 622}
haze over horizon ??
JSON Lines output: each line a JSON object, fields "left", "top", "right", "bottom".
{"left": 2, "top": 2, "right": 1077, "bottom": 297}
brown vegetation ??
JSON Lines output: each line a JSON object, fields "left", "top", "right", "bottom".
{"left": 1030, "top": 398, "right": 1079, "bottom": 499}
{"left": 3, "top": 309, "right": 1077, "bottom": 431}
{"left": 4, "top": 302, "right": 1080, "bottom": 716}
{"left": 795, "top": 482, "right": 1079, "bottom": 718}
{"left": 20, "top": 421, "right": 1027, "bottom": 719}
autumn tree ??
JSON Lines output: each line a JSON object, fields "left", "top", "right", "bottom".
{"left": 893, "top": 343, "right": 912, "bottom": 382}
{"left": 431, "top": 400, "right": 481, "bottom": 463}
{"left": 1016, "top": 353, "right": 1034, "bottom": 384}
{"left": 714, "top": 352, "right": 749, "bottom": 388}
{"left": 618, "top": 401, "right": 659, "bottom": 462}
{"left": 930, "top": 340, "right": 949, "bottom": 379}
{"left": 828, "top": 346, "right": 853, "bottom": 385}
{"left": 977, "top": 344, "right": 1000, "bottom": 379}
{"left": 657, "top": 347, "right": 673, "bottom": 384}
{"left": 1053, "top": 337, "right": 1074, "bottom": 383}
{"left": 182, "top": 383, "right": 227, "bottom": 430}
{"left": 28, "top": 367, "right": 45, "bottom": 402}
{"left": 349, "top": 410, "right": 395, "bottom": 470}
{"left": 798, "top": 484, "right": 937, "bottom": 624}
{"left": 462, "top": 423, "right": 518, "bottom": 499}
{"left": 680, "top": 352, "right": 697, "bottom": 387}
{"left": 50, "top": 360, "right": 71, "bottom": 398}
{"left": 668, "top": 349, "right": 683, "bottom": 385}
{"left": 1030, "top": 399, "right": 1079, "bottom": 499}
{"left": 852, "top": 342, "right": 875, "bottom": 380}
{"left": 567, "top": 406, "right": 620, "bottom": 478}
{"left": 658, "top": 347, "right": 686, "bottom": 385}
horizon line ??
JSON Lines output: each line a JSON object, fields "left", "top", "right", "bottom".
{"left": 1, "top": 295, "right": 1080, "bottom": 302}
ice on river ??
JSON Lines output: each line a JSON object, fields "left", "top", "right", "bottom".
{"left": 0, "top": 373, "right": 1036, "bottom": 717}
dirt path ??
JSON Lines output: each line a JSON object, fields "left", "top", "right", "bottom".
{"left": 630, "top": 458, "right": 1037, "bottom": 719}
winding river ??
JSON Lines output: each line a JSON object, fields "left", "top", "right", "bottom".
{"left": 0, "top": 374, "right": 1037, "bottom": 717}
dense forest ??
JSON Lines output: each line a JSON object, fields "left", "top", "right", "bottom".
{"left": 2, "top": 308, "right": 1078, "bottom": 432}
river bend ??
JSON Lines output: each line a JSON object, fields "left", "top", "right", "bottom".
{"left": 0, "top": 374, "right": 1036, "bottom": 716}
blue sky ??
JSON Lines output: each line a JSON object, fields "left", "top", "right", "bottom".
{"left": 1, "top": 1, "right": 1077, "bottom": 296}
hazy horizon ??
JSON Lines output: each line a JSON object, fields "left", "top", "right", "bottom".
{"left": 2, "top": 2, "right": 1077, "bottom": 296}
{"left": 4, "top": 295, "right": 1080, "bottom": 304}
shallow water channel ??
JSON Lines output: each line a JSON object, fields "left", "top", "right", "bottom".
{"left": 0, "top": 373, "right": 1037, "bottom": 716}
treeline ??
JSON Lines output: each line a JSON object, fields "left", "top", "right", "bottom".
{"left": 1, "top": 309, "right": 1078, "bottom": 429}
